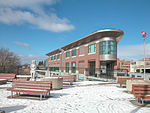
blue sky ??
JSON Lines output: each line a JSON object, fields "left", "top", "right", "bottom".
{"left": 0, "top": 0, "right": 150, "bottom": 64}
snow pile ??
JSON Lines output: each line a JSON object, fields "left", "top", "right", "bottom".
{"left": 0, "top": 81, "right": 150, "bottom": 113}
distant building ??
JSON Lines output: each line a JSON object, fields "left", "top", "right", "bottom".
{"left": 130, "top": 58, "right": 150, "bottom": 73}
{"left": 46, "top": 29, "right": 124, "bottom": 79}
{"left": 117, "top": 58, "right": 130, "bottom": 72}
{"left": 129, "top": 58, "right": 150, "bottom": 79}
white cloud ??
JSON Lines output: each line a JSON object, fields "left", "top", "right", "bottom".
{"left": 14, "top": 41, "right": 29, "bottom": 47}
{"left": 0, "top": 0, "right": 74, "bottom": 32}
{"left": 18, "top": 54, "right": 47, "bottom": 64}
{"left": 0, "top": 0, "right": 56, "bottom": 8}
{"left": 118, "top": 44, "right": 150, "bottom": 59}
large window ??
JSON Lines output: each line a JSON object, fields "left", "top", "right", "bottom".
{"left": 66, "top": 63, "right": 69, "bottom": 73}
{"left": 72, "top": 62, "right": 76, "bottom": 73}
{"left": 66, "top": 51, "right": 70, "bottom": 58}
{"left": 88, "top": 44, "right": 96, "bottom": 53}
{"left": 57, "top": 54, "right": 60, "bottom": 60}
{"left": 72, "top": 49, "right": 76, "bottom": 57}
{"left": 100, "top": 40, "right": 116, "bottom": 55}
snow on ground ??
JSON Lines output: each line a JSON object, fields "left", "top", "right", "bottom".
{"left": 72, "top": 80, "right": 111, "bottom": 86}
{"left": 0, "top": 81, "right": 150, "bottom": 113}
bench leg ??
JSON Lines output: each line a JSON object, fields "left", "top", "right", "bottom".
{"left": 11, "top": 91, "right": 13, "bottom": 98}
{"left": 120, "top": 84, "right": 122, "bottom": 87}
{"left": 40, "top": 94, "right": 42, "bottom": 100}
{"left": 138, "top": 98, "right": 144, "bottom": 105}
{"left": 141, "top": 98, "right": 144, "bottom": 105}
{"left": 44, "top": 93, "right": 46, "bottom": 98}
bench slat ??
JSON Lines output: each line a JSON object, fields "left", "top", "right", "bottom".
{"left": 8, "top": 89, "right": 49, "bottom": 94}
{"left": 12, "top": 86, "right": 51, "bottom": 90}
{"left": 132, "top": 84, "right": 150, "bottom": 103}
{"left": 135, "top": 95, "right": 150, "bottom": 99}
{"left": 0, "top": 73, "right": 16, "bottom": 81}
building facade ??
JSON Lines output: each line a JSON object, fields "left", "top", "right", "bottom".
{"left": 46, "top": 29, "right": 124, "bottom": 79}
{"left": 130, "top": 58, "right": 150, "bottom": 73}
{"left": 117, "top": 58, "right": 130, "bottom": 72}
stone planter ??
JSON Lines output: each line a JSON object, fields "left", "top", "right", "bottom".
{"left": 126, "top": 79, "right": 150, "bottom": 92}
{"left": 40, "top": 77, "right": 63, "bottom": 90}
{"left": 16, "top": 75, "right": 31, "bottom": 81}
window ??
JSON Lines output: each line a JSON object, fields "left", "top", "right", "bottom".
{"left": 66, "top": 63, "right": 69, "bottom": 73}
{"left": 88, "top": 44, "right": 96, "bottom": 53}
{"left": 54, "top": 67, "right": 59, "bottom": 72}
{"left": 72, "top": 62, "right": 76, "bottom": 73}
{"left": 72, "top": 49, "right": 76, "bottom": 57}
{"left": 57, "top": 54, "right": 60, "bottom": 60}
{"left": 51, "top": 56, "right": 53, "bottom": 60}
{"left": 66, "top": 51, "right": 70, "bottom": 58}
{"left": 100, "top": 40, "right": 116, "bottom": 55}
{"left": 54, "top": 55, "right": 56, "bottom": 60}
{"left": 50, "top": 67, "right": 54, "bottom": 71}
{"left": 50, "top": 67, "right": 59, "bottom": 72}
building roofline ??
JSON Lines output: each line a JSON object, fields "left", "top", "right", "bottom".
{"left": 46, "top": 29, "right": 124, "bottom": 56}
{"left": 46, "top": 49, "right": 62, "bottom": 56}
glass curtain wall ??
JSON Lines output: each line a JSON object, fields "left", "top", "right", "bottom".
{"left": 100, "top": 40, "right": 116, "bottom": 55}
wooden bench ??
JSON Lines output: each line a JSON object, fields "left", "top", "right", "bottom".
{"left": 7, "top": 80, "right": 52, "bottom": 100}
{"left": 52, "top": 75, "right": 76, "bottom": 85}
{"left": 132, "top": 84, "right": 150, "bottom": 104}
{"left": 117, "top": 77, "right": 143, "bottom": 87}
{"left": 117, "top": 77, "right": 131, "bottom": 87}
{"left": 0, "top": 73, "right": 16, "bottom": 81}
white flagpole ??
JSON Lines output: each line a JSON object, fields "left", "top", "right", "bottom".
{"left": 144, "top": 38, "right": 146, "bottom": 80}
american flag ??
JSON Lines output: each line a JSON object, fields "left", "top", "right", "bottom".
{"left": 141, "top": 31, "right": 146, "bottom": 38}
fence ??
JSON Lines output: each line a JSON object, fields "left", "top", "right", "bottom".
{"left": 48, "top": 67, "right": 129, "bottom": 79}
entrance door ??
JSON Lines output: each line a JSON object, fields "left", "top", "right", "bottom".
{"left": 100, "top": 61, "right": 114, "bottom": 79}
{"left": 89, "top": 61, "right": 95, "bottom": 76}
{"left": 106, "top": 63, "right": 113, "bottom": 79}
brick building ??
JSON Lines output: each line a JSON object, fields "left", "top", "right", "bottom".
{"left": 117, "top": 58, "right": 130, "bottom": 72}
{"left": 46, "top": 29, "right": 124, "bottom": 79}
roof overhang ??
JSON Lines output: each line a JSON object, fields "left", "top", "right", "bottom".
{"left": 61, "top": 29, "right": 124, "bottom": 51}
{"left": 46, "top": 49, "right": 62, "bottom": 56}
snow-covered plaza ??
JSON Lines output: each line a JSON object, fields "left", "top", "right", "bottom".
{"left": 0, "top": 81, "right": 150, "bottom": 113}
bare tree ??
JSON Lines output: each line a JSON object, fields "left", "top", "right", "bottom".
{"left": 0, "top": 48, "right": 20, "bottom": 73}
